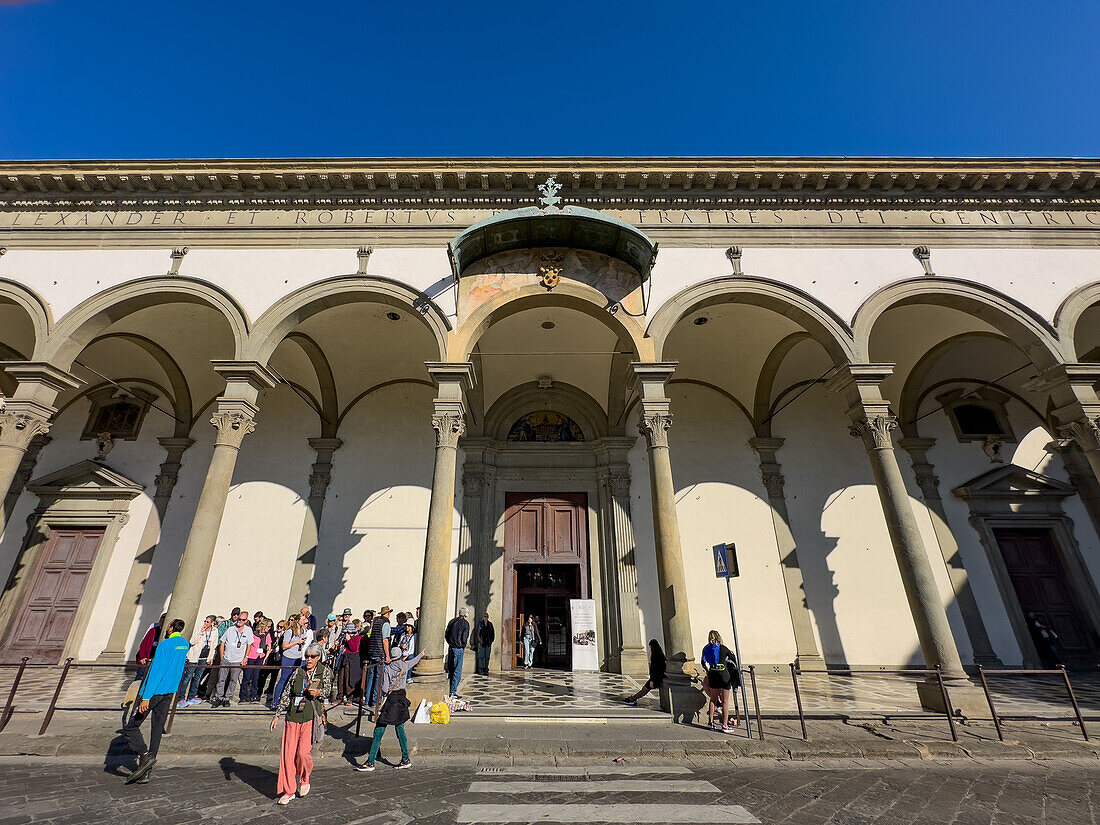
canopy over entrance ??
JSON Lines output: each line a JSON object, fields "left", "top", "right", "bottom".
{"left": 448, "top": 178, "right": 658, "bottom": 280}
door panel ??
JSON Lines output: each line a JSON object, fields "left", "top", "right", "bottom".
{"left": 503, "top": 493, "right": 589, "bottom": 670}
{"left": 5, "top": 528, "right": 104, "bottom": 663}
{"left": 994, "top": 528, "right": 1100, "bottom": 669}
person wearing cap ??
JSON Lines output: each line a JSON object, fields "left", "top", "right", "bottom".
{"left": 363, "top": 606, "right": 392, "bottom": 707}
{"left": 444, "top": 608, "right": 470, "bottom": 698}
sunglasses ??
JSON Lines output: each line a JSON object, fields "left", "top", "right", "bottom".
{"left": 304, "top": 654, "right": 320, "bottom": 659}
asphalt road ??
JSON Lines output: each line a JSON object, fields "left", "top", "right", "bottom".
{"left": 0, "top": 755, "right": 1095, "bottom": 824}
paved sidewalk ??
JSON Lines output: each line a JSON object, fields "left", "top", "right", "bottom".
{"left": 0, "top": 703, "right": 1096, "bottom": 763}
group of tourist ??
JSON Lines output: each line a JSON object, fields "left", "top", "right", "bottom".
{"left": 136, "top": 603, "right": 422, "bottom": 711}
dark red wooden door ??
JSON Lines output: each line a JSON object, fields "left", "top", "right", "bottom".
{"left": 994, "top": 528, "right": 1100, "bottom": 669}
{"left": 6, "top": 528, "right": 104, "bottom": 663}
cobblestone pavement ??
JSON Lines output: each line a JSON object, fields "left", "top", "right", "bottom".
{"left": 0, "top": 755, "right": 1095, "bottom": 824}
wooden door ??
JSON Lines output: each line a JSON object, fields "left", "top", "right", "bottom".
{"left": 994, "top": 527, "right": 1100, "bottom": 669}
{"left": 502, "top": 493, "right": 588, "bottom": 670}
{"left": 6, "top": 528, "right": 104, "bottom": 663}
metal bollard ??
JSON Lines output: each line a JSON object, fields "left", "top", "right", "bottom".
{"left": 0, "top": 658, "right": 29, "bottom": 733}
{"left": 1059, "top": 665, "right": 1089, "bottom": 742}
{"left": 39, "top": 658, "right": 73, "bottom": 736}
{"left": 748, "top": 665, "right": 764, "bottom": 741}
{"left": 934, "top": 666, "right": 958, "bottom": 743}
{"left": 790, "top": 663, "right": 808, "bottom": 741}
{"left": 975, "top": 666, "right": 1004, "bottom": 742}
{"left": 354, "top": 664, "right": 370, "bottom": 737}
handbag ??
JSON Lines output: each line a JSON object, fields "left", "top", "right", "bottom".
{"left": 311, "top": 700, "right": 327, "bottom": 745}
{"left": 123, "top": 678, "right": 142, "bottom": 708}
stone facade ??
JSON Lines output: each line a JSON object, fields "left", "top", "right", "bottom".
{"left": 0, "top": 158, "right": 1099, "bottom": 681}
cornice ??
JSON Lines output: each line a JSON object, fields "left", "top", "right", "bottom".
{"left": 1, "top": 157, "right": 1098, "bottom": 203}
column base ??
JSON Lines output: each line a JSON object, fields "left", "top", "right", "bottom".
{"left": 96, "top": 650, "right": 128, "bottom": 664}
{"left": 619, "top": 646, "right": 650, "bottom": 680}
{"left": 794, "top": 653, "right": 826, "bottom": 672}
{"left": 660, "top": 674, "right": 705, "bottom": 723}
{"left": 915, "top": 679, "right": 991, "bottom": 717}
{"left": 405, "top": 673, "right": 451, "bottom": 712}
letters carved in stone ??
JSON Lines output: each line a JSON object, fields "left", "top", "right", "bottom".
{"left": 0, "top": 412, "right": 52, "bottom": 452}
{"left": 431, "top": 413, "right": 466, "bottom": 448}
{"left": 211, "top": 410, "right": 257, "bottom": 449}
{"left": 1060, "top": 416, "right": 1100, "bottom": 453}
{"left": 639, "top": 411, "right": 673, "bottom": 448}
{"left": 849, "top": 414, "right": 897, "bottom": 450}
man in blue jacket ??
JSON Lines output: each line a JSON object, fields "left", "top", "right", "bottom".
{"left": 123, "top": 617, "right": 189, "bottom": 785}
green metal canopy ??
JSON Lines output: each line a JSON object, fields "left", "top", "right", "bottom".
{"left": 447, "top": 204, "right": 658, "bottom": 280}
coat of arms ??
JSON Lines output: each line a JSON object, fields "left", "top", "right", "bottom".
{"left": 538, "top": 249, "right": 564, "bottom": 290}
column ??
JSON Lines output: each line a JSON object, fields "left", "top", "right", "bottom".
{"left": 608, "top": 467, "right": 648, "bottom": 675}
{"left": 414, "top": 362, "right": 474, "bottom": 682}
{"left": 100, "top": 436, "right": 194, "bottom": 661}
{"left": 828, "top": 365, "right": 967, "bottom": 685}
{"left": 1035, "top": 365, "right": 1100, "bottom": 485}
{"left": 285, "top": 437, "right": 343, "bottom": 617}
{"left": 632, "top": 363, "right": 696, "bottom": 680}
{"left": 2, "top": 434, "right": 50, "bottom": 525}
{"left": 164, "top": 361, "right": 276, "bottom": 635}
{"left": 0, "top": 363, "right": 81, "bottom": 537}
{"left": 898, "top": 436, "right": 1003, "bottom": 666}
{"left": 748, "top": 437, "right": 825, "bottom": 669}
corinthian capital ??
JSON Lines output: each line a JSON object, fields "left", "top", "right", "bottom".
{"left": 210, "top": 408, "right": 257, "bottom": 449}
{"left": 432, "top": 413, "right": 466, "bottom": 448}
{"left": 1060, "top": 416, "right": 1100, "bottom": 453}
{"left": 0, "top": 410, "right": 52, "bottom": 451}
{"left": 639, "top": 411, "right": 673, "bottom": 448}
{"left": 849, "top": 413, "right": 898, "bottom": 451}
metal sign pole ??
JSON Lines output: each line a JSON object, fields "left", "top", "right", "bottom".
{"left": 725, "top": 577, "right": 752, "bottom": 739}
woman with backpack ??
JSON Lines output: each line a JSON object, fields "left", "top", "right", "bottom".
{"left": 354, "top": 645, "right": 423, "bottom": 772}
{"left": 701, "top": 630, "right": 740, "bottom": 733}
{"left": 270, "top": 643, "right": 332, "bottom": 805}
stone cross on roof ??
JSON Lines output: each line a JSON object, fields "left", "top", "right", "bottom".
{"left": 538, "top": 176, "right": 562, "bottom": 210}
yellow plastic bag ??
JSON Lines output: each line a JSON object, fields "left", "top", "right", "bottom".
{"left": 429, "top": 701, "right": 451, "bottom": 725}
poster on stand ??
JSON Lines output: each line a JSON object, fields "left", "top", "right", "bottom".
{"left": 569, "top": 599, "right": 599, "bottom": 671}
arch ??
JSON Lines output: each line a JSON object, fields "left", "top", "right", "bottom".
{"left": 897, "top": 331, "right": 1016, "bottom": 433}
{"left": 482, "top": 381, "right": 610, "bottom": 441}
{"left": 248, "top": 275, "right": 451, "bottom": 364}
{"left": 853, "top": 277, "right": 1067, "bottom": 369}
{"left": 41, "top": 276, "right": 249, "bottom": 368}
{"left": 451, "top": 281, "right": 650, "bottom": 363}
{"left": 647, "top": 276, "right": 857, "bottom": 365}
{"left": 284, "top": 331, "right": 339, "bottom": 437}
{"left": 1055, "top": 281, "right": 1100, "bottom": 359}
{"left": 86, "top": 332, "right": 194, "bottom": 436}
{"left": 0, "top": 278, "right": 51, "bottom": 351}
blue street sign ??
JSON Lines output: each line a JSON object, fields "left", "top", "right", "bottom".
{"left": 713, "top": 542, "right": 739, "bottom": 579}
{"left": 713, "top": 543, "right": 729, "bottom": 578}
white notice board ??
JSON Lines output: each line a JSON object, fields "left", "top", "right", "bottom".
{"left": 569, "top": 599, "right": 599, "bottom": 671}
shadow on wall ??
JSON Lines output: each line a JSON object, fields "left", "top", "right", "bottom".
{"left": 306, "top": 384, "right": 437, "bottom": 618}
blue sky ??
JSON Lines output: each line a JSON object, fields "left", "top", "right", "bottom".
{"left": 1, "top": 0, "right": 1098, "bottom": 159}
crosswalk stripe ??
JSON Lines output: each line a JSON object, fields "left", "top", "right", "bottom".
{"left": 456, "top": 803, "right": 760, "bottom": 823}
{"left": 476, "top": 766, "right": 694, "bottom": 777}
{"left": 467, "top": 779, "right": 718, "bottom": 794}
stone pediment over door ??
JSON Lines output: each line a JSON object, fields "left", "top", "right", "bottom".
{"left": 952, "top": 465, "right": 1074, "bottom": 516}
{"left": 26, "top": 460, "right": 145, "bottom": 502}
